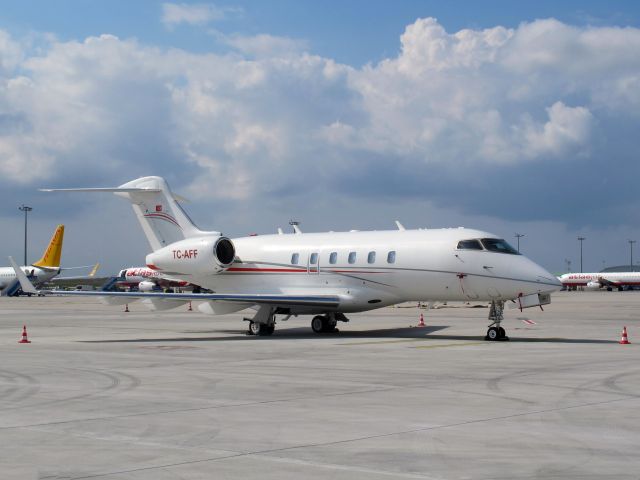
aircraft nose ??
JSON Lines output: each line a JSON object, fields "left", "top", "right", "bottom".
{"left": 531, "top": 261, "right": 563, "bottom": 292}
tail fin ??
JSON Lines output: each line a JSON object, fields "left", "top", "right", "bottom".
{"left": 32, "top": 225, "right": 64, "bottom": 268}
{"left": 41, "top": 177, "right": 216, "bottom": 251}
{"left": 89, "top": 263, "right": 100, "bottom": 277}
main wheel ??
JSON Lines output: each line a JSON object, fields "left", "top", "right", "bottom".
{"left": 249, "top": 321, "right": 274, "bottom": 336}
{"left": 311, "top": 315, "right": 325, "bottom": 334}
{"left": 486, "top": 327, "right": 499, "bottom": 341}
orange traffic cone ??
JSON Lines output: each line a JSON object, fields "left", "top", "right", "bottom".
{"left": 124, "top": 304, "right": 129, "bottom": 313}
{"left": 18, "top": 325, "right": 31, "bottom": 344}
{"left": 188, "top": 301, "right": 193, "bottom": 311}
{"left": 417, "top": 313, "right": 426, "bottom": 327}
{"left": 619, "top": 326, "right": 630, "bottom": 344}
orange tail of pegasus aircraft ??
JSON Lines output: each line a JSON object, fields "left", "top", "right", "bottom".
{"left": 32, "top": 225, "right": 64, "bottom": 268}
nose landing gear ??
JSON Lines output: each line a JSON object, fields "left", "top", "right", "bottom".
{"left": 485, "top": 300, "right": 509, "bottom": 341}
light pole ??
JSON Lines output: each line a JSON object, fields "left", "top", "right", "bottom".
{"left": 514, "top": 233, "right": 524, "bottom": 253}
{"left": 577, "top": 237, "right": 586, "bottom": 273}
{"left": 629, "top": 240, "right": 636, "bottom": 269}
{"left": 565, "top": 259, "right": 572, "bottom": 273}
{"left": 18, "top": 204, "right": 33, "bottom": 266}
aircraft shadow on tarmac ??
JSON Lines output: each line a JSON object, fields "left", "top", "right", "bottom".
{"left": 78, "top": 325, "right": 619, "bottom": 344}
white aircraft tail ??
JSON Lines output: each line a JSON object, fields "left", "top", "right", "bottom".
{"left": 42, "top": 176, "right": 218, "bottom": 251}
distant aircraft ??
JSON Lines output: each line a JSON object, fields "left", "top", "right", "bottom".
{"left": 116, "top": 266, "right": 193, "bottom": 292}
{"left": 558, "top": 272, "right": 640, "bottom": 291}
{"left": 0, "top": 225, "right": 64, "bottom": 295}
{"left": 26, "top": 176, "right": 561, "bottom": 340}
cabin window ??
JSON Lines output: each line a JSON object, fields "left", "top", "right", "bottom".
{"left": 387, "top": 251, "right": 396, "bottom": 264}
{"left": 348, "top": 252, "right": 357, "bottom": 264}
{"left": 310, "top": 252, "right": 318, "bottom": 264}
{"left": 368, "top": 251, "right": 376, "bottom": 264}
{"left": 291, "top": 253, "right": 299, "bottom": 265}
{"left": 457, "top": 239, "right": 483, "bottom": 250}
{"left": 481, "top": 238, "right": 520, "bottom": 255}
{"left": 329, "top": 252, "right": 338, "bottom": 264}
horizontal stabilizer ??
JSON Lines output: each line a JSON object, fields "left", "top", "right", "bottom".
{"left": 41, "top": 176, "right": 211, "bottom": 250}
{"left": 40, "top": 187, "right": 161, "bottom": 193}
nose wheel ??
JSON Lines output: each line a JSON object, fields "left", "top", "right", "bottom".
{"left": 486, "top": 326, "right": 507, "bottom": 341}
{"left": 485, "top": 301, "right": 509, "bottom": 341}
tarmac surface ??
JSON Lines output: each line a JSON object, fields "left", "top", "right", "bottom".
{"left": 1, "top": 291, "right": 639, "bottom": 479}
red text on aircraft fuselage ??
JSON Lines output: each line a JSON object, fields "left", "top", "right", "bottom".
{"left": 173, "top": 249, "right": 198, "bottom": 260}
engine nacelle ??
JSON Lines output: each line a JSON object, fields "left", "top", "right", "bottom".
{"left": 138, "top": 280, "right": 157, "bottom": 292}
{"left": 586, "top": 281, "right": 602, "bottom": 290}
{"left": 146, "top": 236, "right": 236, "bottom": 275}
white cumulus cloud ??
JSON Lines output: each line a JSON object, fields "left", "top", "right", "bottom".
{"left": 161, "top": 2, "right": 238, "bottom": 28}
{"left": 0, "top": 17, "right": 639, "bottom": 230}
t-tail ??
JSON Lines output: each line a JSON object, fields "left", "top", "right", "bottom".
{"left": 32, "top": 224, "right": 64, "bottom": 268}
{"left": 41, "top": 177, "right": 218, "bottom": 251}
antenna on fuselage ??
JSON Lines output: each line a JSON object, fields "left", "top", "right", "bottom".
{"left": 289, "top": 220, "right": 302, "bottom": 234}
{"left": 395, "top": 220, "right": 406, "bottom": 231}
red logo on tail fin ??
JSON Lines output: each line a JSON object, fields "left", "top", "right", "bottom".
{"left": 155, "top": 205, "right": 162, "bottom": 212}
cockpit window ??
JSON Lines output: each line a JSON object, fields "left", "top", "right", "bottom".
{"left": 457, "top": 239, "right": 483, "bottom": 250}
{"left": 481, "top": 238, "right": 520, "bottom": 255}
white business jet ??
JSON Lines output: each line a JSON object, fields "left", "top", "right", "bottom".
{"left": 21, "top": 176, "right": 560, "bottom": 340}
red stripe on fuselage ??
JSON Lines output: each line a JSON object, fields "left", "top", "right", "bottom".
{"left": 226, "top": 267, "right": 386, "bottom": 274}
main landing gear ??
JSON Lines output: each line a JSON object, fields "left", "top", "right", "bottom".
{"left": 485, "top": 300, "right": 509, "bottom": 341}
{"left": 311, "top": 314, "right": 339, "bottom": 334}
{"left": 245, "top": 306, "right": 276, "bottom": 336}
{"left": 311, "top": 313, "right": 349, "bottom": 334}
{"left": 248, "top": 321, "right": 275, "bottom": 336}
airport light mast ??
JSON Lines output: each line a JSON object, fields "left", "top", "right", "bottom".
{"left": 18, "top": 204, "right": 33, "bottom": 266}
{"left": 577, "top": 236, "right": 586, "bottom": 273}
{"left": 514, "top": 233, "right": 524, "bottom": 253}
{"left": 629, "top": 240, "right": 636, "bottom": 270}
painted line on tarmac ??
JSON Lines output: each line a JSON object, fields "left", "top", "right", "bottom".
{"left": 338, "top": 339, "right": 485, "bottom": 348}
{"left": 338, "top": 339, "right": 430, "bottom": 346}
{"left": 411, "top": 342, "right": 486, "bottom": 349}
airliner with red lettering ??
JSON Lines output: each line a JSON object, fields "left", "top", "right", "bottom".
{"left": 19, "top": 176, "right": 561, "bottom": 340}
{"left": 116, "top": 266, "right": 193, "bottom": 292}
{"left": 558, "top": 271, "right": 640, "bottom": 291}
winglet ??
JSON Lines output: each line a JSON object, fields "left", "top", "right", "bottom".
{"left": 9, "top": 257, "right": 38, "bottom": 295}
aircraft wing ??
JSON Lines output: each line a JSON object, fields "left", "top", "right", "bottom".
{"left": 9, "top": 258, "right": 340, "bottom": 309}
{"left": 41, "top": 290, "right": 341, "bottom": 307}
{"left": 48, "top": 276, "right": 113, "bottom": 288}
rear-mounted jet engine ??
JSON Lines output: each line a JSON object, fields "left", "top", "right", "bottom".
{"left": 146, "top": 236, "right": 235, "bottom": 275}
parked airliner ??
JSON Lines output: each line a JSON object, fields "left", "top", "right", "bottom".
{"left": 19, "top": 176, "right": 561, "bottom": 340}
{"left": 558, "top": 272, "right": 640, "bottom": 291}
{"left": 117, "top": 266, "right": 192, "bottom": 292}
{"left": 0, "top": 225, "right": 64, "bottom": 295}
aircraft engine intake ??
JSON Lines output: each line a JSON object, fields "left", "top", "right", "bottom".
{"left": 138, "top": 280, "right": 157, "bottom": 292}
{"left": 146, "top": 236, "right": 236, "bottom": 275}
{"left": 586, "top": 281, "right": 602, "bottom": 290}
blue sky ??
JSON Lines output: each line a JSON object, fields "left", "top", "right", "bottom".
{"left": 1, "top": 1, "right": 640, "bottom": 275}
{"left": 3, "top": 0, "right": 639, "bottom": 64}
